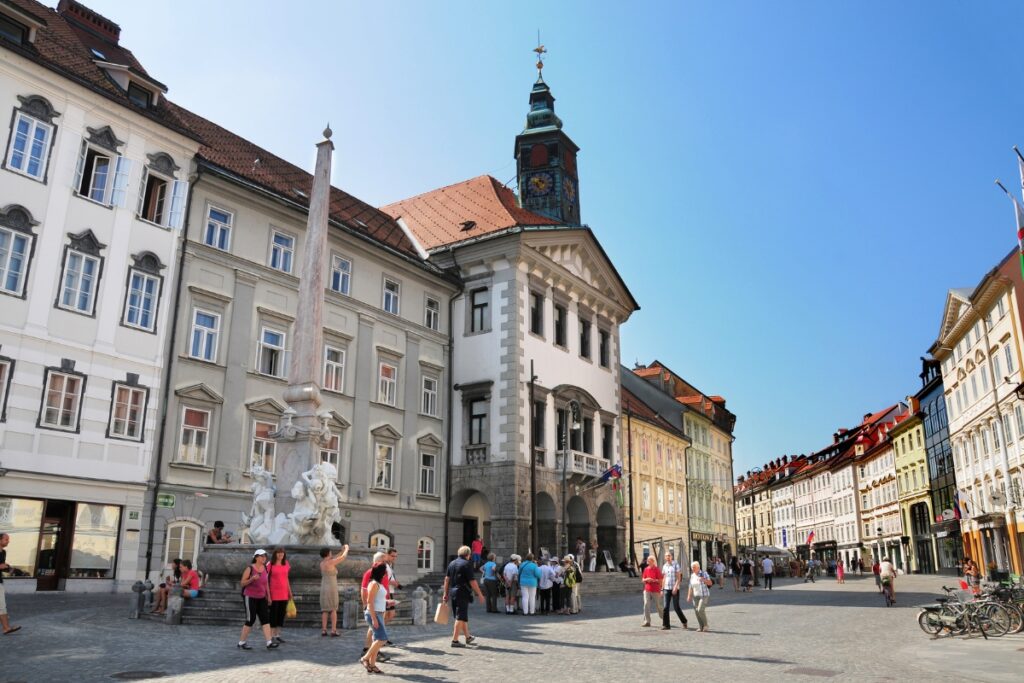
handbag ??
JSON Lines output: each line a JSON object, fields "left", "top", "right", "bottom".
{"left": 285, "top": 599, "right": 297, "bottom": 619}
{"left": 434, "top": 600, "right": 450, "bottom": 625}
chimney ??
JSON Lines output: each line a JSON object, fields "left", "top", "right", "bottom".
{"left": 907, "top": 396, "right": 920, "bottom": 413}
{"left": 58, "top": 0, "right": 121, "bottom": 44}
{"left": 863, "top": 412, "right": 872, "bottom": 422}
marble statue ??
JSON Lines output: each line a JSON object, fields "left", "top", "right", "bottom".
{"left": 242, "top": 465, "right": 277, "bottom": 544}
{"left": 288, "top": 462, "right": 342, "bottom": 546}
{"left": 243, "top": 461, "right": 342, "bottom": 546}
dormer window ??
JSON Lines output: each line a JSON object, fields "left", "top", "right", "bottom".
{"left": 127, "top": 83, "right": 152, "bottom": 109}
{"left": 0, "top": 14, "right": 28, "bottom": 45}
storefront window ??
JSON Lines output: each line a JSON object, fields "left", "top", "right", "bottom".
{"left": 69, "top": 503, "right": 121, "bottom": 579}
{"left": 0, "top": 497, "right": 44, "bottom": 577}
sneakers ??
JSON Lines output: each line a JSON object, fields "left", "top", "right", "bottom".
{"left": 266, "top": 641, "right": 279, "bottom": 650}
{"left": 274, "top": 636, "right": 285, "bottom": 644}
{"left": 237, "top": 642, "right": 252, "bottom": 650}
{"left": 465, "top": 636, "right": 476, "bottom": 645}
{"left": 661, "top": 626, "right": 671, "bottom": 631}
{"left": 450, "top": 641, "right": 466, "bottom": 648}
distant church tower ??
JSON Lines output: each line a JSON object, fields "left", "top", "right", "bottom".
{"left": 515, "top": 46, "right": 581, "bottom": 224}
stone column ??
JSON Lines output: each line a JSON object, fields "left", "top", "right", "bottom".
{"left": 274, "top": 128, "right": 335, "bottom": 513}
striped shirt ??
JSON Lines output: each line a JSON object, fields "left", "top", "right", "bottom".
{"left": 689, "top": 570, "right": 711, "bottom": 599}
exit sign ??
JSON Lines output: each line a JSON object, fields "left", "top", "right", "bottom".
{"left": 156, "top": 493, "right": 176, "bottom": 508}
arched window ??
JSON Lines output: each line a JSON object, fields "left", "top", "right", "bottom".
{"left": 369, "top": 531, "right": 392, "bottom": 553}
{"left": 417, "top": 537, "right": 434, "bottom": 572}
{"left": 164, "top": 520, "right": 201, "bottom": 565}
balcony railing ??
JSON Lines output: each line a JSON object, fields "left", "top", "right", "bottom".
{"left": 555, "top": 450, "right": 609, "bottom": 477}
{"left": 465, "top": 444, "right": 488, "bottom": 465}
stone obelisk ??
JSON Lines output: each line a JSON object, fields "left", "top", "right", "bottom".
{"left": 274, "top": 127, "right": 334, "bottom": 515}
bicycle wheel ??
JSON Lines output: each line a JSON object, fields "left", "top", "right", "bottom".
{"left": 1003, "top": 602, "right": 1024, "bottom": 634}
{"left": 917, "top": 609, "right": 943, "bottom": 635}
{"left": 978, "top": 603, "right": 1012, "bottom": 637}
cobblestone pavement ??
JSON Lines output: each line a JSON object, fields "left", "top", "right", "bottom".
{"left": 0, "top": 573, "right": 1020, "bottom": 682}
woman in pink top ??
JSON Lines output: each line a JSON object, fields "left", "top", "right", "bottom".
{"left": 267, "top": 548, "right": 293, "bottom": 644}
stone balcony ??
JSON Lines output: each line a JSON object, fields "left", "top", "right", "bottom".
{"left": 555, "top": 450, "right": 610, "bottom": 478}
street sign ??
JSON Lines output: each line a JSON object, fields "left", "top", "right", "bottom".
{"left": 156, "top": 493, "right": 176, "bottom": 508}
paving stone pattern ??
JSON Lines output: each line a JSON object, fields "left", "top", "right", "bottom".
{"left": 0, "top": 574, "right": 1020, "bottom": 682}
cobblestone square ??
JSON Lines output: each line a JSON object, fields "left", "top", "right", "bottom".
{"left": 0, "top": 574, "right": 1019, "bottom": 682}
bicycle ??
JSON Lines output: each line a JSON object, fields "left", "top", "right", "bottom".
{"left": 881, "top": 577, "right": 894, "bottom": 607}
{"left": 917, "top": 586, "right": 1012, "bottom": 639}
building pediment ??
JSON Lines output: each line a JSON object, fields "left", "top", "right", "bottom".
{"left": 523, "top": 230, "right": 639, "bottom": 321}
{"left": 175, "top": 383, "right": 223, "bottom": 404}
{"left": 371, "top": 424, "right": 403, "bottom": 440}
{"left": 245, "top": 397, "right": 288, "bottom": 415}
{"left": 324, "top": 410, "right": 351, "bottom": 429}
{"left": 417, "top": 433, "right": 444, "bottom": 449}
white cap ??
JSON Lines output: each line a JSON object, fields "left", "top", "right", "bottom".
{"left": 253, "top": 549, "right": 267, "bottom": 556}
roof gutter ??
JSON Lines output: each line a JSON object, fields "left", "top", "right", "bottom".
{"left": 198, "top": 160, "right": 459, "bottom": 286}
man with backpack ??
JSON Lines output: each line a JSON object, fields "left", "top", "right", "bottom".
{"left": 562, "top": 554, "right": 583, "bottom": 614}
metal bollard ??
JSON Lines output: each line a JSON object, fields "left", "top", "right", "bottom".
{"left": 129, "top": 581, "right": 145, "bottom": 619}
{"left": 143, "top": 579, "right": 155, "bottom": 610}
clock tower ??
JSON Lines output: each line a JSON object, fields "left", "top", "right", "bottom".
{"left": 515, "top": 53, "right": 581, "bottom": 224}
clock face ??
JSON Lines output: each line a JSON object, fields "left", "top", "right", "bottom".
{"left": 563, "top": 177, "right": 577, "bottom": 203}
{"left": 527, "top": 172, "right": 554, "bottom": 197}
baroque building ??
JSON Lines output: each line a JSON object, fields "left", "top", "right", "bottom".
{"left": 0, "top": 0, "right": 199, "bottom": 591}
{"left": 890, "top": 397, "right": 937, "bottom": 573}
{"left": 631, "top": 361, "right": 737, "bottom": 565}
{"left": 854, "top": 405, "right": 909, "bottom": 570}
{"left": 931, "top": 250, "right": 1024, "bottom": 577}
{"left": 144, "top": 106, "right": 459, "bottom": 581}
{"left": 620, "top": 368, "right": 691, "bottom": 562}
{"left": 382, "top": 68, "right": 639, "bottom": 561}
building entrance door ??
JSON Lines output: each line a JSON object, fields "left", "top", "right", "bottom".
{"left": 36, "top": 500, "right": 73, "bottom": 591}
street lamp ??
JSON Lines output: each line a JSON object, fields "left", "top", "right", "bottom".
{"left": 876, "top": 526, "right": 883, "bottom": 563}
{"left": 561, "top": 399, "right": 581, "bottom": 557}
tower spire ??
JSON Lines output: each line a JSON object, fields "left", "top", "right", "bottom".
{"left": 533, "top": 32, "right": 547, "bottom": 80}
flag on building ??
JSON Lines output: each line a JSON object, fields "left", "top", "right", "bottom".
{"left": 599, "top": 463, "right": 623, "bottom": 483}
{"left": 998, "top": 162, "right": 1024, "bottom": 279}
{"left": 954, "top": 489, "right": 969, "bottom": 519}
{"left": 806, "top": 530, "right": 815, "bottom": 545}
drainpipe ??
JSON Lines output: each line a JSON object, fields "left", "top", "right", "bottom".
{"left": 144, "top": 165, "right": 201, "bottom": 579}
{"left": 443, "top": 256, "right": 465, "bottom": 564}
{"left": 626, "top": 409, "right": 636, "bottom": 565}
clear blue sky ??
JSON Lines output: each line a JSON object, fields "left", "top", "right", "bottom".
{"left": 80, "top": 1, "right": 1024, "bottom": 475}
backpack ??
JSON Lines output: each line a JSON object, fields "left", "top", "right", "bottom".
{"left": 564, "top": 566, "right": 578, "bottom": 588}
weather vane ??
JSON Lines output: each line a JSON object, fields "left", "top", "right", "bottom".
{"left": 534, "top": 30, "right": 546, "bottom": 73}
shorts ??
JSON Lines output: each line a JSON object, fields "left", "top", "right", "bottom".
{"left": 243, "top": 596, "right": 270, "bottom": 627}
{"left": 450, "top": 594, "right": 470, "bottom": 622}
{"left": 0, "top": 584, "right": 7, "bottom": 616}
{"left": 365, "top": 610, "right": 388, "bottom": 642}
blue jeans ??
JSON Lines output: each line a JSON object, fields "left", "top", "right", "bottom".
{"left": 364, "top": 610, "right": 388, "bottom": 642}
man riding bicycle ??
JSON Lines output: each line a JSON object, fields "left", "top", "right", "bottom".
{"left": 879, "top": 557, "right": 896, "bottom": 602}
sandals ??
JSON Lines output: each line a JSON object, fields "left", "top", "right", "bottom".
{"left": 359, "top": 658, "right": 383, "bottom": 674}
{"left": 322, "top": 630, "right": 328, "bottom": 637}
{"left": 330, "top": 631, "right": 340, "bottom": 637}
{"left": 2, "top": 627, "right": 21, "bottom": 635}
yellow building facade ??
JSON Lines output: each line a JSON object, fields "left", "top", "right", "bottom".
{"left": 891, "top": 407, "right": 938, "bottom": 573}
{"left": 621, "top": 388, "right": 691, "bottom": 563}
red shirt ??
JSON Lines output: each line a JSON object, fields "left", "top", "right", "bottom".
{"left": 471, "top": 539, "right": 483, "bottom": 555}
{"left": 361, "top": 565, "right": 390, "bottom": 591}
{"left": 180, "top": 569, "right": 199, "bottom": 590}
{"left": 268, "top": 561, "right": 291, "bottom": 601}
{"left": 642, "top": 565, "right": 662, "bottom": 593}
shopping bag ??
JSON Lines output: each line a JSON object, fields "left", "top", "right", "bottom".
{"left": 434, "top": 601, "right": 450, "bottom": 625}
{"left": 285, "top": 599, "right": 297, "bottom": 619}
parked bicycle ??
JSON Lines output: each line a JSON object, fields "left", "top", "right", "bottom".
{"left": 917, "top": 586, "right": 1013, "bottom": 639}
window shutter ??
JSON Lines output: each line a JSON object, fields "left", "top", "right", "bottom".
{"left": 111, "top": 156, "right": 133, "bottom": 208}
{"left": 168, "top": 180, "right": 188, "bottom": 229}
{"left": 73, "top": 140, "right": 87, "bottom": 192}
{"left": 136, "top": 167, "right": 149, "bottom": 217}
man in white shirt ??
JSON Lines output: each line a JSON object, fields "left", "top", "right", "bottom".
{"left": 538, "top": 559, "right": 555, "bottom": 614}
{"left": 878, "top": 557, "right": 897, "bottom": 601}
{"left": 761, "top": 556, "right": 774, "bottom": 590}
{"left": 713, "top": 558, "right": 726, "bottom": 589}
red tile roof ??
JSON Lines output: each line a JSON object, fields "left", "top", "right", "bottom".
{"left": 3, "top": 0, "right": 426, "bottom": 262}
{"left": 380, "top": 174, "right": 560, "bottom": 250}
{"left": 167, "top": 103, "right": 421, "bottom": 259}
{"left": 4, "top": 0, "right": 192, "bottom": 137}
